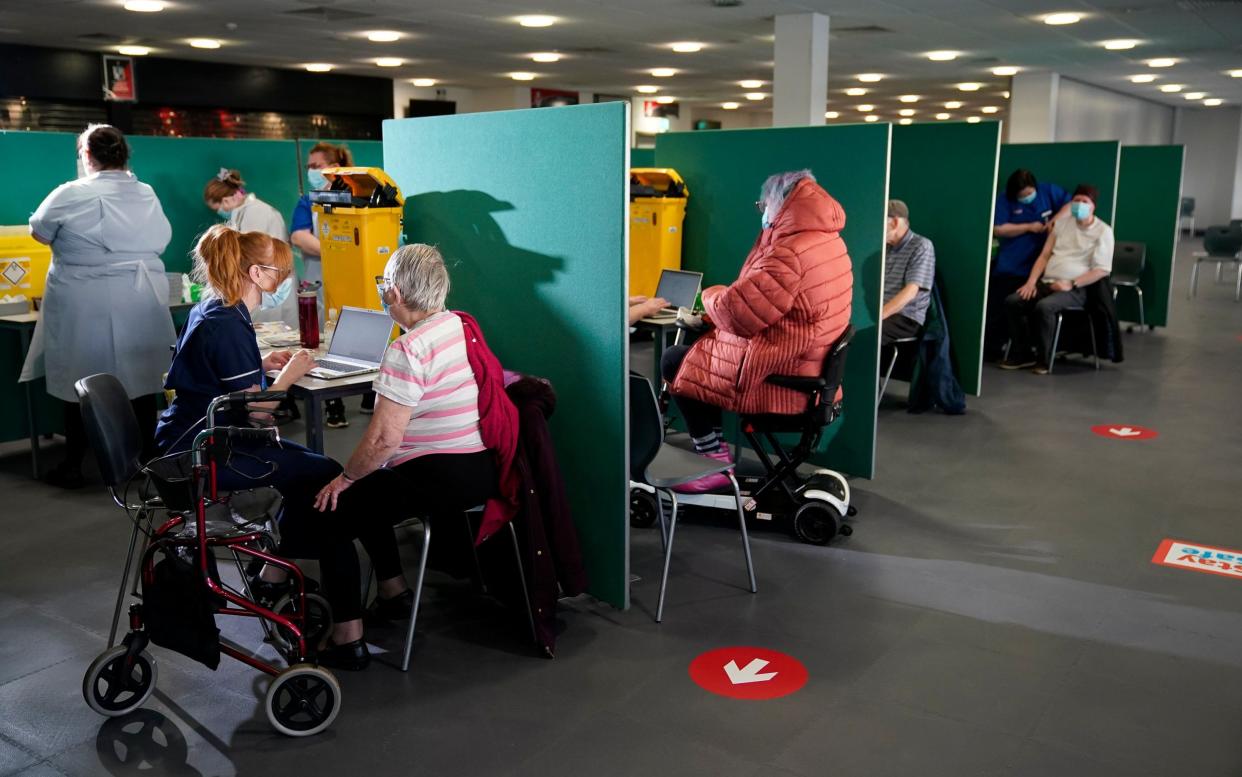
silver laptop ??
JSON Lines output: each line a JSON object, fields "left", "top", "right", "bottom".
{"left": 646, "top": 269, "right": 703, "bottom": 320}
{"left": 308, "top": 306, "right": 394, "bottom": 379}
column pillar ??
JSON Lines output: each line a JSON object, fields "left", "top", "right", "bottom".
{"left": 773, "top": 13, "right": 829, "bottom": 128}
{"left": 1008, "top": 72, "right": 1059, "bottom": 142}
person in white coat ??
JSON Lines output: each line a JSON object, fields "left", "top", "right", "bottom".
{"left": 27, "top": 124, "right": 175, "bottom": 488}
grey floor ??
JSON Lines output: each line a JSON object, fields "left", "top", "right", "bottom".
{"left": 3, "top": 236, "right": 1241, "bottom": 777}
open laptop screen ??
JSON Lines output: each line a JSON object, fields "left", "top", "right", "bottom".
{"left": 654, "top": 269, "right": 703, "bottom": 310}
{"left": 328, "top": 307, "right": 394, "bottom": 364}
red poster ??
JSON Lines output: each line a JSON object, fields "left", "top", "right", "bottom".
{"left": 530, "top": 88, "right": 578, "bottom": 108}
{"left": 103, "top": 55, "right": 137, "bottom": 102}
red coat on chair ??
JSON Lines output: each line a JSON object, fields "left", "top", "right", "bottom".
{"left": 671, "top": 178, "right": 853, "bottom": 416}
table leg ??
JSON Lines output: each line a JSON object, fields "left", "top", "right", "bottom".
{"left": 19, "top": 328, "right": 39, "bottom": 479}
{"left": 304, "top": 395, "right": 325, "bottom": 454}
{"left": 652, "top": 325, "right": 667, "bottom": 384}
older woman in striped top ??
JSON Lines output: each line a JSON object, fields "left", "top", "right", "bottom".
{"left": 312, "top": 244, "right": 498, "bottom": 670}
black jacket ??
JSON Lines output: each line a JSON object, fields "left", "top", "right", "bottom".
{"left": 1059, "top": 277, "right": 1125, "bottom": 363}
{"left": 908, "top": 285, "right": 966, "bottom": 415}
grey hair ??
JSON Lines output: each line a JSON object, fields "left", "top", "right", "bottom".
{"left": 760, "top": 169, "right": 816, "bottom": 214}
{"left": 388, "top": 243, "right": 450, "bottom": 313}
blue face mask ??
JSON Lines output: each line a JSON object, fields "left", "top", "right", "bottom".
{"left": 1070, "top": 201, "right": 1093, "bottom": 220}
{"left": 307, "top": 169, "right": 328, "bottom": 191}
{"left": 261, "top": 276, "right": 293, "bottom": 310}
{"left": 217, "top": 208, "right": 232, "bottom": 219}
{"left": 1018, "top": 191, "right": 1037, "bottom": 205}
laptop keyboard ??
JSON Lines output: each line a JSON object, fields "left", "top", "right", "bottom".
{"left": 317, "top": 359, "right": 360, "bottom": 373}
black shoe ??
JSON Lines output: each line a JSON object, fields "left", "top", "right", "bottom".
{"left": 999, "top": 357, "right": 1037, "bottom": 370}
{"left": 316, "top": 638, "right": 370, "bottom": 671}
{"left": 44, "top": 461, "right": 86, "bottom": 489}
{"left": 367, "top": 589, "right": 414, "bottom": 623}
{"left": 325, "top": 411, "right": 349, "bottom": 429}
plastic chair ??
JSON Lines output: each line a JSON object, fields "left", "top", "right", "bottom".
{"left": 1190, "top": 227, "right": 1242, "bottom": 299}
{"left": 1180, "top": 197, "right": 1195, "bottom": 235}
{"left": 629, "top": 373, "right": 755, "bottom": 623}
{"left": 1111, "top": 241, "right": 1148, "bottom": 329}
{"left": 879, "top": 335, "right": 920, "bottom": 407}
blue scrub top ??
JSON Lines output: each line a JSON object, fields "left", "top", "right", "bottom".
{"left": 993, "top": 181, "right": 1071, "bottom": 277}
{"left": 290, "top": 193, "right": 313, "bottom": 235}
{"left": 155, "top": 298, "right": 266, "bottom": 453}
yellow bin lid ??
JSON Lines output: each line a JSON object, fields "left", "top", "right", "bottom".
{"left": 320, "top": 166, "right": 404, "bottom": 207}
{"left": 630, "top": 168, "right": 688, "bottom": 198}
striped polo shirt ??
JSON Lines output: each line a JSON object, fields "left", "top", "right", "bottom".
{"left": 372, "top": 310, "right": 485, "bottom": 467}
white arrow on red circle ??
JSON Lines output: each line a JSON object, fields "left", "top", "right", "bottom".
{"left": 1109, "top": 427, "right": 1142, "bottom": 437}
{"left": 724, "top": 658, "right": 778, "bottom": 685}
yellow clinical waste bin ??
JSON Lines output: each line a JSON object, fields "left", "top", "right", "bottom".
{"left": 0, "top": 226, "right": 52, "bottom": 308}
{"left": 629, "top": 168, "right": 688, "bottom": 298}
{"left": 311, "top": 167, "right": 404, "bottom": 314}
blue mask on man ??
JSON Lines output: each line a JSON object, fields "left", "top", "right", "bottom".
{"left": 1070, "top": 201, "right": 1093, "bottom": 220}
{"left": 1018, "top": 191, "right": 1037, "bottom": 205}
{"left": 307, "top": 169, "right": 328, "bottom": 191}
{"left": 261, "top": 276, "right": 293, "bottom": 310}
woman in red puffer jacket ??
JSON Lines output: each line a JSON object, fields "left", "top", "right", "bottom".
{"left": 660, "top": 170, "right": 853, "bottom": 492}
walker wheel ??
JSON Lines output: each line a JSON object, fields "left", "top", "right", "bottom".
{"left": 792, "top": 502, "right": 842, "bottom": 546}
{"left": 82, "top": 646, "right": 158, "bottom": 718}
{"left": 270, "top": 593, "right": 333, "bottom": 661}
{"left": 847, "top": 505, "right": 858, "bottom": 517}
{"left": 629, "top": 488, "right": 659, "bottom": 529}
{"left": 265, "top": 664, "right": 342, "bottom": 737}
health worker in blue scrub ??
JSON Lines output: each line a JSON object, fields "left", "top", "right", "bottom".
{"left": 156, "top": 225, "right": 341, "bottom": 599}
{"left": 985, "top": 169, "right": 1072, "bottom": 360}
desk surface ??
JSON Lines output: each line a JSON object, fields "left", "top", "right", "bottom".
{"left": 0, "top": 313, "right": 39, "bottom": 327}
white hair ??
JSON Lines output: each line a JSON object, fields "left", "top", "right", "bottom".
{"left": 760, "top": 169, "right": 816, "bottom": 215}
{"left": 386, "top": 243, "right": 450, "bottom": 313}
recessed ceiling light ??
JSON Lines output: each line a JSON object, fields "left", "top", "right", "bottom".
{"left": 898, "top": 109, "right": 916, "bottom": 117}
{"left": 1101, "top": 39, "right": 1139, "bottom": 50}
{"left": 305, "top": 63, "right": 334, "bottom": 73}
{"left": 1003, "top": 90, "right": 1011, "bottom": 98}
{"left": 1147, "top": 58, "right": 1177, "bottom": 68}
{"left": 992, "top": 66, "right": 1020, "bottom": 77}
{"left": 722, "top": 102, "right": 740, "bottom": 110}
{"left": 1160, "top": 84, "right": 1184, "bottom": 93}
{"left": 366, "top": 30, "right": 401, "bottom": 42}
{"left": 864, "top": 115, "right": 879, "bottom": 122}
{"left": 123, "top": 0, "right": 164, "bottom": 11}
{"left": 670, "top": 42, "right": 703, "bottom": 53}
{"left": 898, "top": 95, "right": 919, "bottom": 103}
{"left": 650, "top": 68, "right": 677, "bottom": 78}
{"left": 510, "top": 72, "right": 537, "bottom": 81}
{"left": 188, "top": 38, "right": 221, "bottom": 49}
{"left": 374, "top": 57, "right": 403, "bottom": 68}
{"left": 926, "top": 50, "right": 959, "bottom": 61}
{"left": 1043, "top": 12, "right": 1082, "bottom": 25}
{"left": 825, "top": 111, "right": 839, "bottom": 119}
{"left": 655, "top": 95, "right": 676, "bottom": 104}
{"left": 845, "top": 87, "right": 868, "bottom": 97}
{"left": 739, "top": 80, "right": 764, "bottom": 89}
{"left": 957, "top": 82, "right": 982, "bottom": 91}
{"left": 516, "top": 15, "right": 557, "bottom": 27}
{"left": 856, "top": 104, "right": 875, "bottom": 111}
{"left": 1183, "top": 92, "right": 1206, "bottom": 100}
{"left": 411, "top": 78, "right": 437, "bottom": 87}
{"left": 936, "top": 112, "right": 951, "bottom": 120}
{"left": 899, "top": 118, "right": 913, "bottom": 125}
{"left": 981, "top": 106, "right": 1000, "bottom": 114}
{"left": 117, "top": 45, "right": 151, "bottom": 56}
{"left": 530, "top": 52, "right": 561, "bottom": 63}
{"left": 967, "top": 116, "right": 982, "bottom": 123}
{"left": 944, "top": 101, "right": 963, "bottom": 109}
{"left": 636, "top": 85, "right": 660, "bottom": 94}
{"left": 1204, "top": 98, "right": 1223, "bottom": 106}
{"left": 1129, "top": 74, "right": 1157, "bottom": 83}
{"left": 745, "top": 92, "right": 767, "bottom": 101}
{"left": 857, "top": 73, "right": 884, "bottom": 82}
{"left": 1230, "top": 70, "right": 1242, "bottom": 78}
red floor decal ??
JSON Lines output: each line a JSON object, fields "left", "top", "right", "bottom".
{"left": 1152, "top": 539, "right": 1242, "bottom": 581}
{"left": 1091, "top": 424, "right": 1158, "bottom": 440}
{"left": 689, "top": 647, "right": 808, "bottom": 700}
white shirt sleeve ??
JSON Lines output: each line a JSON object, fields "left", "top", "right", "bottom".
{"left": 372, "top": 337, "right": 428, "bottom": 408}
{"left": 28, "top": 182, "right": 77, "bottom": 243}
{"left": 1091, "top": 224, "right": 1115, "bottom": 273}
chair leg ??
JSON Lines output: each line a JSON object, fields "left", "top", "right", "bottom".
{"left": 655, "top": 489, "right": 668, "bottom": 553}
{"left": 729, "top": 473, "right": 757, "bottom": 595}
{"left": 1190, "top": 261, "right": 1199, "bottom": 298}
{"left": 400, "top": 519, "right": 432, "bottom": 672}
{"left": 1136, "top": 286, "right": 1146, "bottom": 328}
{"left": 1087, "top": 316, "right": 1100, "bottom": 370}
{"left": 506, "top": 522, "right": 538, "bottom": 645}
{"left": 108, "top": 516, "right": 144, "bottom": 648}
{"left": 878, "top": 346, "right": 898, "bottom": 407}
{"left": 655, "top": 490, "right": 679, "bottom": 623}
{"left": 1047, "top": 314, "right": 1063, "bottom": 374}
{"left": 464, "top": 511, "right": 488, "bottom": 595}
{"left": 1235, "top": 263, "right": 1241, "bottom": 303}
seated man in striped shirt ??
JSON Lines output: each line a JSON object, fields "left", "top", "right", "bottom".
{"left": 310, "top": 243, "right": 499, "bottom": 671}
{"left": 880, "top": 199, "right": 936, "bottom": 346}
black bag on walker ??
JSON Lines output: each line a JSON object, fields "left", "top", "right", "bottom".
{"left": 142, "top": 549, "right": 221, "bottom": 670}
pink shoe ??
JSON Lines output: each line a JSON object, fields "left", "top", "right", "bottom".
{"left": 672, "top": 449, "right": 734, "bottom": 494}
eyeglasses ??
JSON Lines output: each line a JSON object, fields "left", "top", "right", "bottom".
{"left": 255, "top": 264, "right": 286, "bottom": 277}
{"left": 754, "top": 200, "right": 764, "bottom": 213}
{"left": 375, "top": 275, "right": 394, "bottom": 301}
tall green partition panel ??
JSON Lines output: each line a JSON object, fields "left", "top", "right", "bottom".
{"left": 296, "top": 139, "right": 384, "bottom": 175}
{"left": 127, "top": 137, "right": 302, "bottom": 273}
{"left": 0, "top": 131, "right": 76, "bottom": 225}
{"left": 1114, "top": 145, "right": 1183, "bottom": 328}
{"left": 891, "top": 121, "right": 1000, "bottom": 396}
{"left": 383, "top": 104, "right": 631, "bottom": 608}
{"left": 630, "top": 148, "right": 655, "bottom": 168}
{"left": 655, "top": 124, "right": 889, "bottom": 479}
{"left": 997, "top": 141, "right": 1121, "bottom": 223}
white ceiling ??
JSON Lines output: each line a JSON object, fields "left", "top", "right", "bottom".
{"left": 0, "top": 0, "right": 1239, "bottom": 122}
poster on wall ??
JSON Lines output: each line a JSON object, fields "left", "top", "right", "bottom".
{"left": 531, "top": 88, "right": 579, "bottom": 108}
{"left": 102, "top": 55, "right": 137, "bottom": 102}
{"left": 594, "top": 93, "right": 630, "bottom": 104}
{"left": 643, "top": 100, "right": 679, "bottom": 118}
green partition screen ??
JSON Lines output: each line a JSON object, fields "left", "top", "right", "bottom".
{"left": 655, "top": 124, "right": 889, "bottom": 479}
{"left": 1114, "top": 145, "right": 1184, "bottom": 328}
{"left": 296, "top": 139, "right": 384, "bottom": 174}
{"left": 630, "top": 147, "right": 655, "bottom": 168}
{"left": 890, "top": 121, "right": 1000, "bottom": 395}
{"left": 998, "top": 141, "right": 1121, "bottom": 223}
{"left": 383, "top": 104, "right": 631, "bottom": 607}
{"left": 127, "top": 137, "right": 302, "bottom": 273}
{"left": 0, "top": 131, "right": 76, "bottom": 225}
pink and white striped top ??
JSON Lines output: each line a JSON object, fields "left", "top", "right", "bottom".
{"left": 372, "top": 310, "right": 485, "bottom": 467}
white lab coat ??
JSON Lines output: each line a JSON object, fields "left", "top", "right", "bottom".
{"left": 227, "top": 193, "right": 298, "bottom": 327}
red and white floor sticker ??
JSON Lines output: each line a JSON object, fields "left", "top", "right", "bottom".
{"left": 1091, "top": 424, "right": 1158, "bottom": 440}
{"left": 1152, "top": 539, "right": 1242, "bottom": 581}
{"left": 688, "top": 647, "right": 808, "bottom": 700}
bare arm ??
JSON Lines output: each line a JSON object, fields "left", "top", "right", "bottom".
{"left": 1070, "top": 268, "right": 1109, "bottom": 288}
{"left": 290, "top": 229, "right": 320, "bottom": 259}
{"left": 994, "top": 222, "right": 1038, "bottom": 239}
{"left": 881, "top": 283, "right": 920, "bottom": 320}
{"left": 1024, "top": 230, "right": 1057, "bottom": 286}
{"left": 314, "top": 396, "right": 412, "bottom": 511}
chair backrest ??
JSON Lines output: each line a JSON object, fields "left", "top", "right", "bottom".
{"left": 1112, "top": 241, "right": 1146, "bottom": 277}
{"left": 74, "top": 373, "right": 143, "bottom": 489}
{"left": 1180, "top": 197, "right": 1195, "bottom": 216}
{"left": 1204, "top": 226, "right": 1242, "bottom": 256}
{"left": 814, "top": 325, "right": 855, "bottom": 425}
{"left": 1231, "top": 219, "right": 1242, "bottom": 233}
{"left": 628, "top": 373, "right": 664, "bottom": 483}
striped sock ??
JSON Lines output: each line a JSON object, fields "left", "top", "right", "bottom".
{"left": 692, "top": 432, "right": 721, "bottom": 453}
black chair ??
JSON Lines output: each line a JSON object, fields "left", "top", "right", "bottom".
{"left": 1190, "top": 226, "right": 1242, "bottom": 299}
{"left": 630, "top": 373, "right": 755, "bottom": 623}
{"left": 1180, "top": 196, "right": 1195, "bottom": 235}
{"left": 1111, "top": 241, "right": 1147, "bottom": 330}
{"left": 879, "top": 335, "right": 920, "bottom": 407}
{"left": 1047, "top": 308, "right": 1099, "bottom": 373}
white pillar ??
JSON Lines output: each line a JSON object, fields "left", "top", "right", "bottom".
{"left": 773, "top": 13, "right": 829, "bottom": 128}
{"left": 1008, "top": 72, "right": 1059, "bottom": 143}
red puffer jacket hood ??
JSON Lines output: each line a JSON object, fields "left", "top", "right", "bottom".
{"left": 670, "top": 178, "right": 853, "bottom": 416}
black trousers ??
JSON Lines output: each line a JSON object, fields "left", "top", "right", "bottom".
{"left": 1004, "top": 284, "right": 1087, "bottom": 365}
{"left": 985, "top": 273, "right": 1028, "bottom": 361}
{"left": 660, "top": 345, "right": 723, "bottom": 440}
{"left": 63, "top": 394, "right": 158, "bottom": 470}
{"left": 881, "top": 314, "right": 922, "bottom": 346}
{"left": 317, "top": 450, "right": 496, "bottom": 622}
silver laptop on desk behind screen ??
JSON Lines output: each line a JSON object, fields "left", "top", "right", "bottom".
{"left": 308, "top": 306, "right": 394, "bottom": 379}
{"left": 648, "top": 269, "right": 703, "bottom": 320}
